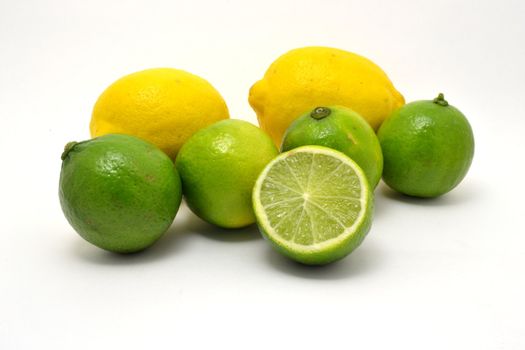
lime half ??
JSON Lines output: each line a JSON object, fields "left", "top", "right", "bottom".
{"left": 252, "top": 145, "right": 373, "bottom": 265}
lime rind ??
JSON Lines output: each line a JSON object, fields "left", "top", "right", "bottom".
{"left": 252, "top": 145, "right": 373, "bottom": 265}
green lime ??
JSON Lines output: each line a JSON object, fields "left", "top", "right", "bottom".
{"left": 377, "top": 93, "right": 475, "bottom": 197}
{"left": 59, "top": 134, "right": 182, "bottom": 253}
{"left": 252, "top": 145, "right": 373, "bottom": 265}
{"left": 175, "top": 119, "right": 278, "bottom": 229}
{"left": 281, "top": 106, "right": 383, "bottom": 188}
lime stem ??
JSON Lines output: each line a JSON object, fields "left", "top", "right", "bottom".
{"left": 310, "top": 107, "right": 331, "bottom": 120}
{"left": 433, "top": 93, "right": 449, "bottom": 106}
{"left": 61, "top": 141, "right": 78, "bottom": 160}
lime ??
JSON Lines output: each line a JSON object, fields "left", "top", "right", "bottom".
{"left": 281, "top": 106, "right": 383, "bottom": 188}
{"left": 252, "top": 145, "right": 373, "bottom": 265}
{"left": 377, "top": 93, "right": 475, "bottom": 197}
{"left": 59, "top": 134, "right": 182, "bottom": 253}
{"left": 175, "top": 119, "right": 278, "bottom": 229}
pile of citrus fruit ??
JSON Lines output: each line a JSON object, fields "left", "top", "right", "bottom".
{"left": 59, "top": 46, "right": 475, "bottom": 265}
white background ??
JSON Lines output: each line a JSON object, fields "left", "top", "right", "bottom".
{"left": 1, "top": 0, "right": 524, "bottom": 349}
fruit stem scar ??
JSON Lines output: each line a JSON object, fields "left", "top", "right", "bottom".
{"left": 61, "top": 141, "right": 78, "bottom": 160}
{"left": 310, "top": 107, "right": 331, "bottom": 120}
{"left": 433, "top": 93, "right": 449, "bottom": 106}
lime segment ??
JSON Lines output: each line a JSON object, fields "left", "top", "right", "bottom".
{"left": 253, "top": 145, "right": 373, "bottom": 265}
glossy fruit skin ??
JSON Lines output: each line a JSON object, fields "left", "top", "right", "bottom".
{"left": 249, "top": 46, "right": 405, "bottom": 146}
{"left": 281, "top": 106, "right": 383, "bottom": 188}
{"left": 175, "top": 119, "right": 278, "bottom": 229}
{"left": 377, "top": 96, "right": 474, "bottom": 197}
{"left": 59, "top": 134, "right": 182, "bottom": 253}
{"left": 90, "top": 68, "right": 229, "bottom": 159}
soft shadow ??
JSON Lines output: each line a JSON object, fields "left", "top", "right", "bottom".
{"left": 372, "top": 182, "right": 390, "bottom": 219}
{"left": 184, "top": 212, "right": 261, "bottom": 242}
{"left": 70, "top": 228, "right": 190, "bottom": 266}
{"left": 264, "top": 240, "right": 382, "bottom": 280}
{"left": 70, "top": 204, "right": 261, "bottom": 265}
{"left": 378, "top": 180, "right": 479, "bottom": 207}
{"left": 71, "top": 209, "right": 196, "bottom": 266}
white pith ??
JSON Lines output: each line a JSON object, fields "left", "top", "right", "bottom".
{"left": 253, "top": 146, "right": 370, "bottom": 253}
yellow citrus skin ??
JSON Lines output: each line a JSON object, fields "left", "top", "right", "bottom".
{"left": 249, "top": 47, "right": 405, "bottom": 146}
{"left": 90, "top": 68, "right": 229, "bottom": 159}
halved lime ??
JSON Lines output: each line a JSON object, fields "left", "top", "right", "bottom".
{"left": 252, "top": 145, "right": 373, "bottom": 265}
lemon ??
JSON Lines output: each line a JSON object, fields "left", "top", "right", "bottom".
{"left": 249, "top": 46, "right": 405, "bottom": 145}
{"left": 90, "top": 68, "right": 229, "bottom": 159}
{"left": 253, "top": 146, "right": 373, "bottom": 265}
{"left": 59, "top": 134, "right": 182, "bottom": 253}
{"left": 175, "top": 119, "right": 278, "bottom": 229}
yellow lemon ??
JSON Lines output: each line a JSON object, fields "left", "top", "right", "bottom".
{"left": 249, "top": 47, "right": 405, "bottom": 145}
{"left": 90, "top": 68, "right": 229, "bottom": 159}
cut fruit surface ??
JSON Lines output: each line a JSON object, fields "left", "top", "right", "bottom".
{"left": 252, "top": 145, "right": 373, "bottom": 265}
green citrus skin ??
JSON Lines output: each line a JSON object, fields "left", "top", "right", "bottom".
{"left": 59, "top": 134, "right": 182, "bottom": 253}
{"left": 281, "top": 106, "right": 383, "bottom": 188}
{"left": 175, "top": 119, "right": 279, "bottom": 229}
{"left": 377, "top": 94, "right": 475, "bottom": 197}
